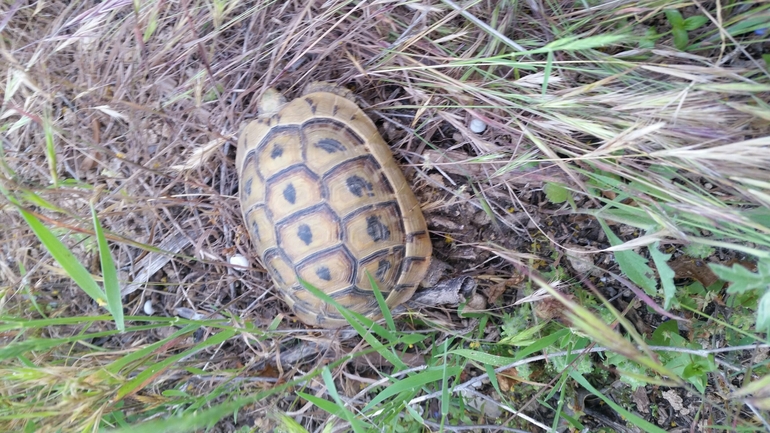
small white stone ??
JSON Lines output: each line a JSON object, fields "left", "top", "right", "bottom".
{"left": 143, "top": 300, "right": 155, "bottom": 315}
{"left": 229, "top": 254, "right": 249, "bottom": 270}
{"left": 469, "top": 118, "right": 487, "bottom": 134}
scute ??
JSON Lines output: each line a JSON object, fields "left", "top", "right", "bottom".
{"left": 237, "top": 86, "right": 432, "bottom": 328}
{"left": 265, "top": 166, "right": 321, "bottom": 221}
{"left": 276, "top": 204, "right": 341, "bottom": 262}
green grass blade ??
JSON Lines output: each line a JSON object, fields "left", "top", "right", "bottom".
{"left": 570, "top": 371, "right": 668, "bottom": 433}
{"left": 16, "top": 207, "right": 107, "bottom": 308}
{"left": 42, "top": 115, "right": 58, "bottom": 187}
{"left": 321, "top": 367, "right": 367, "bottom": 432}
{"left": 91, "top": 203, "right": 124, "bottom": 331}
{"left": 599, "top": 218, "right": 657, "bottom": 295}
{"left": 114, "top": 328, "right": 237, "bottom": 401}
{"left": 362, "top": 365, "right": 462, "bottom": 412}
{"left": 366, "top": 271, "right": 395, "bottom": 331}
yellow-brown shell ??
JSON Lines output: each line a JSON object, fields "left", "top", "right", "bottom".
{"left": 236, "top": 88, "right": 432, "bottom": 327}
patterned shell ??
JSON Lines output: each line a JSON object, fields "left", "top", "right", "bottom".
{"left": 236, "top": 88, "right": 432, "bottom": 327}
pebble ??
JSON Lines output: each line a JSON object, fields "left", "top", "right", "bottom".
{"left": 469, "top": 118, "right": 487, "bottom": 133}
{"left": 143, "top": 300, "right": 155, "bottom": 315}
{"left": 229, "top": 254, "right": 249, "bottom": 270}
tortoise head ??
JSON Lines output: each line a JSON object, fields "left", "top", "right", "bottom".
{"left": 258, "top": 88, "right": 287, "bottom": 117}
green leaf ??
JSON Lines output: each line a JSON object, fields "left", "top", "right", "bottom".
{"left": 664, "top": 9, "right": 684, "bottom": 28}
{"left": 297, "top": 391, "right": 367, "bottom": 431}
{"left": 23, "top": 420, "right": 37, "bottom": 433}
{"left": 543, "top": 50, "right": 553, "bottom": 95}
{"left": 449, "top": 349, "right": 515, "bottom": 366}
{"left": 682, "top": 243, "right": 714, "bottom": 259}
{"left": 498, "top": 321, "right": 549, "bottom": 346}
{"left": 366, "top": 271, "right": 395, "bottom": 331}
{"left": 275, "top": 414, "right": 310, "bottom": 433}
{"left": 757, "top": 290, "right": 770, "bottom": 334}
{"left": 92, "top": 204, "right": 124, "bottom": 331}
{"left": 405, "top": 404, "right": 425, "bottom": 424}
{"left": 649, "top": 319, "right": 683, "bottom": 346}
{"left": 143, "top": 7, "right": 159, "bottom": 42}
{"left": 299, "top": 279, "right": 409, "bottom": 369}
{"left": 683, "top": 15, "right": 709, "bottom": 31}
{"left": 363, "top": 366, "right": 462, "bottom": 412}
{"left": 42, "top": 117, "right": 58, "bottom": 187}
{"left": 599, "top": 219, "right": 657, "bottom": 295}
{"left": 20, "top": 189, "right": 69, "bottom": 213}
{"left": 538, "top": 34, "right": 627, "bottom": 52}
{"left": 320, "top": 367, "right": 367, "bottom": 433}
{"left": 106, "top": 324, "right": 200, "bottom": 374}
{"left": 649, "top": 242, "right": 676, "bottom": 309}
{"left": 511, "top": 328, "right": 569, "bottom": 361}
{"left": 115, "top": 327, "right": 236, "bottom": 401}
{"left": 639, "top": 27, "right": 658, "bottom": 49}
{"left": 17, "top": 208, "right": 107, "bottom": 307}
{"left": 709, "top": 262, "right": 767, "bottom": 294}
{"left": 544, "top": 182, "right": 569, "bottom": 204}
{"left": 570, "top": 371, "right": 668, "bottom": 433}
{"left": 673, "top": 27, "right": 689, "bottom": 50}
{"left": 592, "top": 207, "right": 657, "bottom": 230}
{"left": 485, "top": 363, "right": 501, "bottom": 394}
{"left": 0, "top": 337, "right": 71, "bottom": 360}
{"left": 718, "top": 15, "right": 770, "bottom": 38}
{"left": 682, "top": 355, "right": 716, "bottom": 392}
{"left": 204, "top": 84, "right": 224, "bottom": 102}
{"left": 439, "top": 339, "right": 451, "bottom": 419}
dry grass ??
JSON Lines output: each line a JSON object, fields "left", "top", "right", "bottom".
{"left": 1, "top": 0, "right": 769, "bottom": 432}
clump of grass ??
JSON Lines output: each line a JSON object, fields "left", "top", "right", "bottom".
{"left": 1, "top": 0, "right": 769, "bottom": 432}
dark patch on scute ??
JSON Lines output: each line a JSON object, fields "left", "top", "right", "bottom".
{"left": 333, "top": 105, "right": 339, "bottom": 115}
{"left": 350, "top": 114, "right": 357, "bottom": 121}
{"left": 394, "top": 283, "right": 415, "bottom": 292}
{"left": 302, "top": 118, "right": 365, "bottom": 145}
{"left": 346, "top": 175, "right": 374, "bottom": 197}
{"left": 316, "top": 138, "right": 346, "bottom": 153}
{"left": 251, "top": 221, "right": 260, "bottom": 241}
{"left": 366, "top": 216, "right": 390, "bottom": 242}
{"left": 316, "top": 266, "right": 332, "bottom": 281}
{"left": 380, "top": 173, "right": 394, "bottom": 194}
{"left": 243, "top": 178, "right": 253, "bottom": 198}
{"left": 298, "top": 224, "right": 312, "bottom": 245}
{"left": 376, "top": 260, "right": 391, "bottom": 281}
{"left": 368, "top": 155, "right": 382, "bottom": 170}
{"left": 269, "top": 264, "right": 285, "bottom": 285}
{"left": 304, "top": 97, "right": 317, "bottom": 114}
{"left": 270, "top": 144, "right": 283, "bottom": 159}
{"left": 283, "top": 183, "right": 296, "bottom": 204}
{"left": 405, "top": 231, "right": 427, "bottom": 242}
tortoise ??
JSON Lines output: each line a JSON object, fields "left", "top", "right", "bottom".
{"left": 236, "top": 82, "right": 433, "bottom": 328}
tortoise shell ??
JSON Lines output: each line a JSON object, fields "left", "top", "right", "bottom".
{"left": 236, "top": 85, "right": 432, "bottom": 327}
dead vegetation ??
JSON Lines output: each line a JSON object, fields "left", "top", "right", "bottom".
{"left": 1, "top": 1, "right": 769, "bottom": 432}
